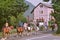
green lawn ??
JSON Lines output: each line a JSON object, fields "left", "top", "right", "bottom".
{"left": 53, "top": 33, "right": 60, "bottom": 36}
{"left": 10, "top": 29, "right": 17, "bottom": 34}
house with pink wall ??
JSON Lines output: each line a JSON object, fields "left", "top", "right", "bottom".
{"left": 25, "top": 0, "right": 54, "bottom": 25}
{"left": 31, "top": 3, "right": 54, "bottom": 25}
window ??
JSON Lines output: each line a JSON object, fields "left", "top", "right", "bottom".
{"left": 39, "top": 17, "right": 44, "bottom": 22}
{"left": 41, "top": 11, "right": 43, "bottom": 14}
{"left": 39, "top": 10, "right": 43, "bottom": 14}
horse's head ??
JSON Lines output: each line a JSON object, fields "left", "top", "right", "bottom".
{"left": 10, "top": 26, "right": 14, "bottom": 29}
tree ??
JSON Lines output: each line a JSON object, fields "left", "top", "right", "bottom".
{"left": 17, "top": 12, "right": 27, "bottom": 23}
{"left": 0, "top": 0, "right": 28, "bottom": 18}
{"left": 52, "top": 0, "right": 60, "bottom": 34}
{"left": 0, "top": 0, "right": 28, "bottom": 31}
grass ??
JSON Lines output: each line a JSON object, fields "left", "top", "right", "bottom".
{"left": 10, "top": 29, "right": 17, "bottom": 34}
{"left": 53, "top": 33, "right": 60, "bottom": 36}
{"left": 0, "top": 32, "right": 3, "bottom": 38}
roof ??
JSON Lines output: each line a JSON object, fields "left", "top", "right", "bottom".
{"left": 25, "top": 0, "right": 52, "bottom": 6}
{"left": 25, "top": 0, "right": 53, "bottom": 13}
{"left": 25, "top": 0, "right": 43, "bottom": 6}
{"left": 31, "top": 3, "right": 53, "bottom": 13}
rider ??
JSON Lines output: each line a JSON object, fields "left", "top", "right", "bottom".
{"left": 18, "top": 21, "right": 24, "bottom": 27}
{"left": 23, "top": 22, "right": 28, "bottom": 31}
{"left": 2, "top": 22, "right": 10, "bottom": 39}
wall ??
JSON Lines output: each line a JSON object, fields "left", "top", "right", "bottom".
{"left": 33, "top": 4, "right": 53, "bottom": 25}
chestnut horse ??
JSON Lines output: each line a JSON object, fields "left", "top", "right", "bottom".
{"left": 17, "top": 26, "right": 24, "bottom": 36}
{"left": 2, "top": 26, "right": 11, "bottom": 38}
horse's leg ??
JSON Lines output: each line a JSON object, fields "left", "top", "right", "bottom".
{"left": 21, "top": 28, "right": 24, "bottom": 36}
{"left": 7, "top": 32, "right": 8, "bottom": 36}
{"left": 27, "top": 30, "right": 31, "bottom": 36}
{"left": 19, "top": 32, "right": 21, "bottom": 36}
{"left": 2, "top": 32, "right": 5, "bottom": 38}
{"left": 4, "top": 32, "right": 6, "bottom": 38}
{"left": 17, "top": 32, "right": 19, "bottom": 37}
{"left": 3, "top": 32, "right": 7, "bottom": 40}
{"left": 7, "top": 32, "right": 10, "bottom": 37}
{"left": 21, "top": 31, "right": 23, "bottom": 36}
{"left": 17, "top": 28, "right": 19, "bottom": 36}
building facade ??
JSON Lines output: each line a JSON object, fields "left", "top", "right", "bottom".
{"left": 25, "top": 0, "right": 54, "bottom": 25}
{"left": 31, "top": 3, "right": 54, "bottom": 25}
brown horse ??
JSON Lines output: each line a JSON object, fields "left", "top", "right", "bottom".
{"left": 2, "top": 26, "right": 11, "bottom": 38}
{"left": 17, "top": 26, "right": 24, "bottom": 36}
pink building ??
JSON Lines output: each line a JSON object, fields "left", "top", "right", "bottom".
{"left": 31, "top": 3, "right": 54, "bottom": 25}
{"left": 25, "top": 0, "right": 54, "bottom": 25}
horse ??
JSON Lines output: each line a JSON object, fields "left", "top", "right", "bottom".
{"left": 2, "top": 26, "right": 11, "bottom": 38}
{"left": 17, "top": 26, "right": 24, "bottom": 36}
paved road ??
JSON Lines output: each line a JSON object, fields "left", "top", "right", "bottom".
{"left": 6, "top": 34, "right": 60, "bottom": 40}
{"left": 1, "top": 30, "right": 60, "bottom": 40}
{"left": 26, "top": 34, "right": 60, "bottom": 40}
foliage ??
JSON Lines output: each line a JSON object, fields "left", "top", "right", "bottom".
{"left": 48, "top": 20, "right": 54, "bottom": 27}
{"left": 51, "top": 12, "right": 60, "bottom": 34}
{"left": 0, "top": 0, "right": 28, "bottom": 18}
{"left": 0, "top": 0, "right": 28, "bottom": 31}
{"left": 52, "top": 0, "right": 60, "bottom": 34}
{"left": 17, "top": 13, "right": 27, "bottom": 23}
{"left": 9, "top": 16, "right": 16, "bottom": 26}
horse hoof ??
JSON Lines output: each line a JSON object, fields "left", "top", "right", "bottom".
{"left": 27, "top": 33, "right": 30, "bottom": 36}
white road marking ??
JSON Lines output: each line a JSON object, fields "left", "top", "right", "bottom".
{"left": 26, "top": 34, "right": 52, "bottom": 40}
